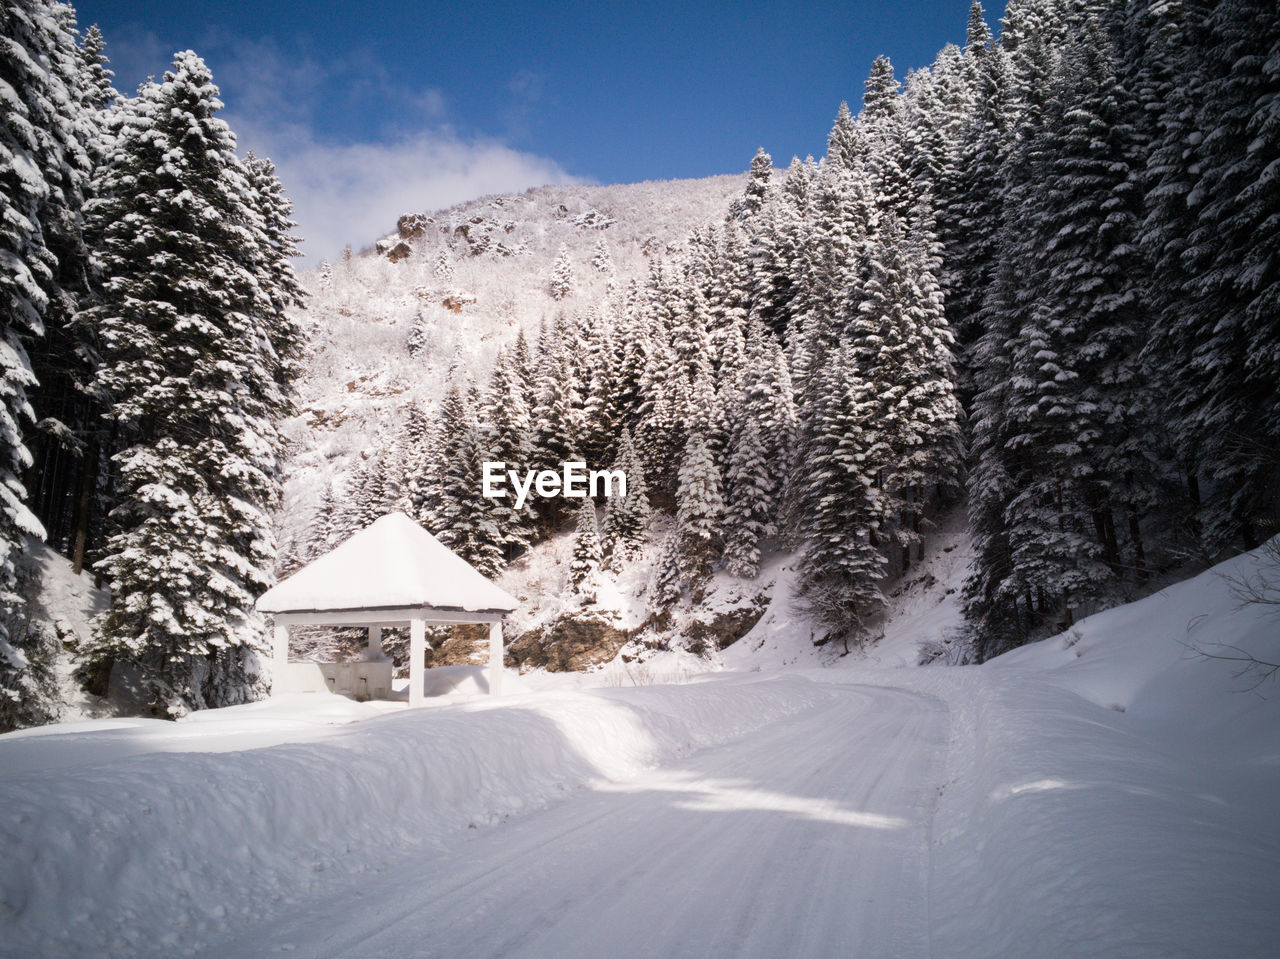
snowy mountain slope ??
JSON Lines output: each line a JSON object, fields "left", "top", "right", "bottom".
{"left": 20, "top": 540, "right": 110, "bottom": 723}
{"left": 4, "top": 540, "right": 1275, "bottom": 958}
{"left": 718, "top": 507, "right": 972, "bottom": 673}
{"left": 277, "top": 173, "right": 744, "bottom": 568}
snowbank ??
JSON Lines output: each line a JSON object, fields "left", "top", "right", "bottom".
{"left": 922, "top": 541, "right": 1280, "bottom": 959}
{"left": 0, "top": 675, "right": 834, "bottom": 958}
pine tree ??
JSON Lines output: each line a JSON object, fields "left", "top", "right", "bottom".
{"left": 433, "top": 247, "right": 454, "bottom": 282}
{"left": 601, "top": 427, "right": 650, "bottom": 566}
{"left": 670, "top": 282, "right": 712, "bottom": 382}
{"left": 433, "top": 385, "right": 505, "bottom": 575}
{"left": 949, "top": 43, "right": 1016, "bottom": 375}
{"left": 730, "top": 147, "right": 771, "bottom": 221}
{"left": 1143, "top": 0, "right": 1280, "bottom": 550}
{"left": 636, "top": 337, "right": 690, "bottom": 504}
{"left": 531, "top": 316, "right": 584, "bottom": 529}
{"left": 590, "top": 237, "right": 614, "bottom": 274}
{"left": 578, "top": 315, "right": 619, "bottom": 465}
{"left": 756, "top": 155, "right": 817, "bottom": 337}
{"left": 849, "top": 214, "right": 960, "bottom": 570}
{"left": 794, "top": 159, "right": 875, "bottom": 385}
{"left": 985, "top": 27, "right": 1152, "bottom": 628}
{"left": 0, "top": 0, "right": 79, "bottom": 724}
{"left": 481, "top": 349, "right": 535, "bottom": 556}
{"left": 568, "top": 499, "right": 602, "bottom": 597}
{"left": 860, "top": 56, "right": 917, "bottom": 222}
{"left": 722, "top": 415, "right": 772, "bottom": 578}
{"left": 612, "top": 286, "right": 652, "bottom": 419}
{"left": 400, "top": 400, "right": 440, "bottom": 528}
{"left": 647, "top": 527, "right": 683, "bottom": 613}
{"left": 243, "top": 152, "right": 305, "bottom": 389}
{"left": 351, "top": 435, "right": 406, "bottom": 529}
{"left": 901, "top": 47, "right": 974, "bottom": 295}
{"left": 963, "top": 253, "right": 1028, "bottom": 660}
{"left": 706, "top": 224, "right": 753, "bottom": 354}
{"left": 863, "top": 55, "right": 900, "bottom": 121}
{"left": 406, "top": 311, "right": 432, "bottom": 356}
{"left": 685, "top": 356, "right": 722, "bottom": 458}
{"left": 826, "top": 101, "right": 859, "bottom": 169}
{"left": 81, "top": 53, "right": 290, "bottom": 715}
{"left": 795, "top": 349, "right": 888, "bottom": 650}
{"left": 548, "top": 243, "right": 574, "bottom": 300}
{"left": 674, "top": 432, "right": 724, "bottom": 590}
{"left": 966, "top": 1, "right": 992, "bottom": 56}
{"left": 741, "top": 319, "right": 797, "bottom": 493}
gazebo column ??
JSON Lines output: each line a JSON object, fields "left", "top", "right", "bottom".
{"left": 367, "top": 625, "right": 383, "bottom": 660}
{"left": 488, "top": 620, "right": 503, "bottom": 696}
{"left": 409, "top": 616, "right": 426, "bottom": 707}
{"left": 272, "top": 622, "right": 289, "bottom": 689}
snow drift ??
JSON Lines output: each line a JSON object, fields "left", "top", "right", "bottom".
{"left": 0, "top": 676, "right": 833, "bottom": 958}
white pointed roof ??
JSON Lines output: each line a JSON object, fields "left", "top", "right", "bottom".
{"left": 257, "top": 513, "right": 518, "bottom": 615}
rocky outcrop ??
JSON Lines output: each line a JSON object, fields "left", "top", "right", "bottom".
{"left": 684, "top": 594, "right": 769, "bottom": 654}
{"left": 506, "top": 614, "right": 630, "bottom": 672}
{"left": 384, "top": 240, "right": 413, "bottom": 263}
{"left": 396, "top": 213, "right": 433, "bottom": 240}
{"left": 423, "top": 624, "right": 491, "bottom": 667}
{"left": 441, "top": 292, "right": 475, "bottom": 313}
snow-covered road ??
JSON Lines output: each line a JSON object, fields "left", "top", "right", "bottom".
{"left": 202, "top": 683, "right": 947, "bottom": 959}
{"left": 6, "top": 544, "right": 1280, "bottom": 958}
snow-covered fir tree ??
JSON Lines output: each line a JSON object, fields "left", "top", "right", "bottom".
{"left": 432, "top": 385, "right": 505, "bottom": 576}
{"left": 80, "top": 53, "right": 293, "bottom": 715}
{"left": 481, "top": 348, "right": 535, "bottom": 557}
{"left": 722, "top": 414, "right": 772, "bottom": 578}
{"left": 729, "top": 147, "right": 771, "bottom": 221}
{"left": 548, "top": 243, "right": 575, "bottom": 300}
{"left": 0, "top": 0, "right": 83, "bottom": 727}
{"left": 590, "top": 237, "right": 614, "bottom": 274}
{"left": 647, "top": 528, "right": 683, "bottom": 614}
{"left": 601, "top": 427, "right": 649, "bottom": 566}
{"left": 848, "top": 214, "right": 959, "bottom": 572}
{"left": 568, "top": 499, "right": 602, "bottom": 598}
{"left": 795, "top": 349, "right": 888, "bottom": 650}
{"left": 673, "top": 432, "right": 724, "bottom": 591}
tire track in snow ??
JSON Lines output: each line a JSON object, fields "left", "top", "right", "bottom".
{"left": 204, "top": 682, "right": 948, "bottom": 959}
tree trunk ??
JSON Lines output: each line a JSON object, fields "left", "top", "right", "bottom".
{"left": 1128, "top": 507, "right": 1147, "bottom": 581}
{"left": 71, "top": 439, "right": 98, "bottom": 575}
{"left": 1102, "top": 509, "right": 1120, "bottom": 574}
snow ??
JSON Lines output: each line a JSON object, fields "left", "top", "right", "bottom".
{"left": 257, "top": 512, "right": 518, "bottom": 614}
{"left": 2, "top": 541, "right": 1277, "bottom": 957}
{"left": 0, "top": 675, "right": 835, "bottom": 958}
{"left": 275, "top": 175, "right": 745, "bottom": 569}
{"left": 23, "top": 538, "right": 111, "bottom": 722}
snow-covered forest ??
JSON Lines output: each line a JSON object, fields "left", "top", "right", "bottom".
{"left": 3, "top": 0, "right": 1279, "bottom": 732}
{"left": 285, "top": 0, "right": 1280, "bottom": 675}
{"left": 3, "top": 1, "right": 1279, "bottom": 956}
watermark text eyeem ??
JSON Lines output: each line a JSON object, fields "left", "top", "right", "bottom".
{"left": 482, "top": 461, "right": 626, "bottom": 510}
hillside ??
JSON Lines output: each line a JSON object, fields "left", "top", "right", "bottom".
{"left": 277, "top": 173, "right": 745, "bottom": 567}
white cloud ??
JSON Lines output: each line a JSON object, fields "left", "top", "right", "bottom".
{"left": 206, "top": 37, "right": 583, "bottom": 266}
{"left": 102, "top": 29, "right": 582, "bottom": 267}
{"left": 230, "top": 119, "right": 581, "bottom": 266}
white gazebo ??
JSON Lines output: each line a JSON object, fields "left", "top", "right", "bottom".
{"left": 257, "top": 512, "right": 519, "bottom": 706}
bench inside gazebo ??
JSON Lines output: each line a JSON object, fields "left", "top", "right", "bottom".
{"left": 257, "top": 512, "right": 519, "bottom": 706}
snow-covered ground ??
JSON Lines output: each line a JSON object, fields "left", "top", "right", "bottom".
{"left": 2, "top": 541, "right": 1277, "bottom": 958}
{"left": 23, "top": 539, "right": 111, "bottom": 723}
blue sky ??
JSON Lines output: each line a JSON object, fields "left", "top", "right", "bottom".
{"left": 77, "top": 0, "right": 993, "bottom": 262}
